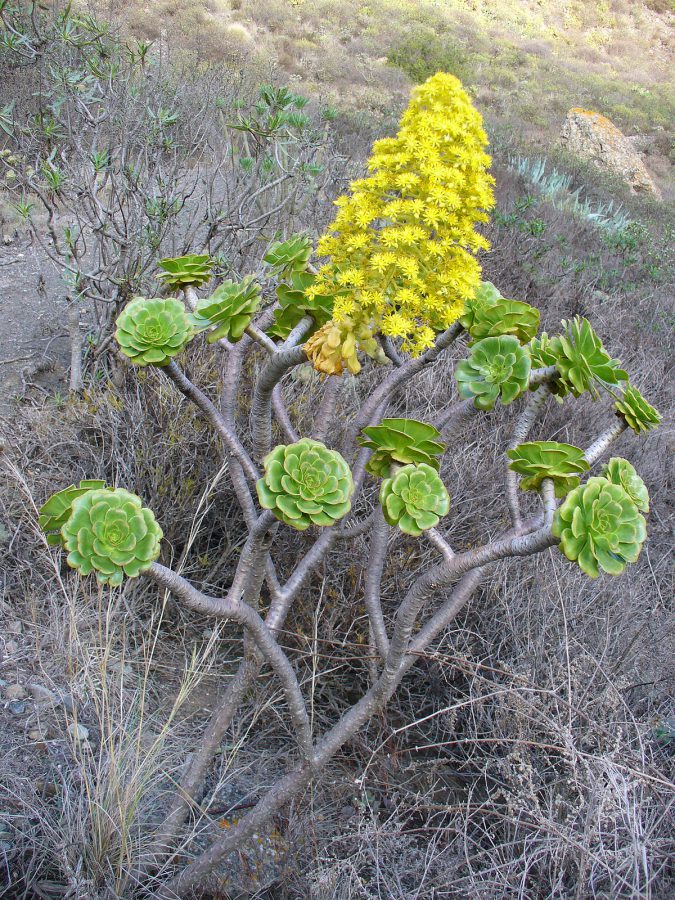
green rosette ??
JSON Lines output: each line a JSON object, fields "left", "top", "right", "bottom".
{"left": 61, "top": 488, "right": 163, "bottom": 586}
{"left": 115, "top": 297, "right": 193, "bottom": 366}
{"left": 507, "top": 441, "right": 589, "bottom": 497}
{"left": 39, "top": 480, "right": 107, "bottom": 546}
{"left": 601, "top": 457, "right": 650, "bottom": 514}
{"left": 263, "top": 234, "right": 312, "bottom": 278}
{"left": 268, "top": 271, "right": 333, "bottom": 340}
{"left": 192, "top": 276, "right": 261, "bottom": 342}
{"left": 359, "top": 418, "right": 446, "bottom": 478}
{"left": 552, "top": 476, "right": 646, "bottom": 578}
{"left": 379, "top": 463, "right": 450, "bottom": 536}
{"left": 455, "top": 335, "right": 531, "bottom": 411}
{"left": 460, "top": 281, "right": 540, "bottom": 344}
{"left": 157, "top": 254, "right": 213, "bottom": 290}
{"left": 613, "top": 385, "right": 661, "bottom": 435}
{"left": 256, "top": 438, "right": 354, "bottom": 531}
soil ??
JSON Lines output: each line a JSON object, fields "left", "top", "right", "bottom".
{"left": 0, "top": 236, "right": 70, "bottom": 420}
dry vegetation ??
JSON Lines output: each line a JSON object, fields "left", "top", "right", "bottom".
{"left": 1, "top": 2, "right": 673, "bottom": 899}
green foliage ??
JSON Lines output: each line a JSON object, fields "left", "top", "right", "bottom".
{"left": 263, "top": 234, "right": 312, "bottom": 279}
{"left": 552, "top": 476, "right": 646, "bottom": 578}
{"left": 157, "top": 254, "right": 213, "bottom": 290}
{"left": 61, "top": 488, "right": 163, "bottom": 586}
{"left": 530, "top": 318, "right": 627, "bottom": 399}
{"left": 460, "top": 281, "right": 540, "bottom": 344}
{"left": 507, "top": 441, "right": 589, "bottom": 497}
{"left": 613, "top": 385, "right": 662, "bottom": 435}
{"left": 39, "top": 480, "right": 107, "bottom": 546}
{"left": 268, "top": 271, "right": 333, "bottom": 340}
{"left": 192, "top": 277, "right": 261, "bottom": 343}
{"left": 601, "top": 457, "right": 650, "bottom": 514}
{"left": 387, "top": 29, "right": 470, "bottom": 85}
{"left": 359, "top": 418, "right": 445, "bottom": 479}
{"left": 256, "top": 439, "right": 354, "bottom": 531}
{"left": 455, "top": 335, "right": 531, "bottom": 410}
{"left": 115, "top": 297, "right": 193, "bottom": 366}
{"left": 379, "top": 463, "right": 450, "bottom": 536}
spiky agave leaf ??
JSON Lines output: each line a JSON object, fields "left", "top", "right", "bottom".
{"left": 379, "top": 463, "right": 450, "bottom": 536}
{"left": 359, "top": 418, "right": 446, "bottom": 478}
{"left": 256, "top": 439, "right": 354, "bottom": 531}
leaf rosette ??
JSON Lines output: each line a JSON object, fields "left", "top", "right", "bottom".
{"left": 157, "top": 254, "right": 213, "bottom": 290}
{"left": 601, "top": 457, "right": 650, "bottom": 514}
{"left": 192, "top": 276, "right": 261, "bottom": 342}
{"left": 39, "top": 480, "right": 107, "bottom": 546}
{"left": 61, "top": 488, "right": 163, "bottom": 586}
{"left": 379, "top": 463, "right": 450, "bottom": 536}
{"left": 455, "top": 335, "right": 531, "bottom": 410}
{"left": 552, "top": 476, "right": 646, "bottom": 578}
{"left": 460, "top": 281, "right": 540, "bottom": 344}
{"left": 613, "top": 385, "right": 661, "bottom": 435}
{"left": 263, "top": 234, "right": 312, "bottom": 278}
{"left": 116, "top": 297, "right": 193, "bottom": 366}
{"left": 507, "top": 441, "right": 589, "bottom": 497}
{"left": 359, "top": 418, "right": 445, "bottom": 478}
{"left": 268, "top": 271, "right": 333, "bottom": 340}
{"left": 256, "top": 439, "right": 354, "bottom": 531}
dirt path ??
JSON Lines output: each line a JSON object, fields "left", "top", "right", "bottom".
{"left": 0, "top": 238, "right": 70, "bottom": 420}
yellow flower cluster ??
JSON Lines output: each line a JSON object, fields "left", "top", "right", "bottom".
{"left": 307, "top": 72, "right": 495, "bottom": 358}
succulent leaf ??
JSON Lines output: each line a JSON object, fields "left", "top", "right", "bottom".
{"left": 115, "top": 297, "right": 194, "bottom": 366}
{"left": 157, "top": 254, "right": 213, "bottom": 289}
{"left": 263, "top": 234, "right": 312, "bottom": 278}
{"left": 552, "top": 476, "right": 646, "bottom": 578}
{"left": 613, "top": 385, "right": 661, "bottom": 435}
{"left": 39, "top": 480, "right": 107, "bottom": 547}
{"left": 268, "top": 271, "right": 333, "bottom": 340}
{"left": 455, "top": 335, "right": 531, "bottom": 410}
{"left": 460, "top": 281, "right": 540, "bottom": 344}
{"left": 507, "top": 441, "right": 589, "bottom": 497}
{"left": 379, "top": 463, "right": 450, "bottom": 536}
{"left": 192, "top": 276, "right": 261, "bottom": 342}
{"left": 256, "top": 439, "right": 354, "bottom": 531}
{"left": 359, "top": 418, "right": 446, "bottom": 478}
{"left": 61, "top": 488, "right": 163, "bottom": 586}
{"left": 601, "top": 457, "right": 650, "bottom": 513}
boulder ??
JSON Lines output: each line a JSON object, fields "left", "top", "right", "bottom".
{"left": 560, "top": 108, "right": 662, "bottom": 199}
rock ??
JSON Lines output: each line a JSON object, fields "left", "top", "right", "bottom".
{"left": 2, "top": 234, "right": 12, "bottom": 246}
{"left": 28, "top": 728, "right": 47, "bottom": 741}
{"left": 560, "top": 108, "right": 662, "bottom": 199}
{"left": 7, "top": 620, "right": 22, "bottom": 635}
{"left": 4, "top": 683, "right": 28, "bottom": 701}
{"left": 8, "top": 700, "right": 26, "bottom": 715}
{"left": 28, "top": 683, "right": 57, "bottom": 704}
{"left": 3, "top": 640, "right": 18, "bottom": 655}
{"left": 67, "top": 723, "right": 89, "bottom": 741}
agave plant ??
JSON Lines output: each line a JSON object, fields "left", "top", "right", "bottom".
{"left": 61, "top": 488, "right": 163, "bottom": 586}
{"left": 613, "top": 385, "right": 661, "bottom": 434}
{"left": 455, "top": 335, "right": 531, "bottom": 410}
{"left": 268, "top": 271, "right": 334, "bottom": 340}
{"left": 602, "top": 457, "right": 650, "bottom": 513}
{"left": 379, "top": 463, "right": 450, "bottom": 536}
{"left": 115, "top": 297, "right": 194, "bottom": 366}
{"left": 359, "top": 418, "right": 445, "bottom": 478}
{"left": 460, "top": 281, "right": 540, "bottom": 344}
{"left": 531, "top": 318, "right": 627, "bottom": 399}
{"left": 256, "top": 439, "right": 354, "bottom": 531}
{"left": 192, "top": 277, "right": 261, "bottom": 342}
{"left": 39, "top": 480, "right": 107, "bottom": 546}
{"left": 507, "top": 441, "right": 589, "bottom": 497}
{"left": 157, "top": 254, "right": 213, "bottom": 290}
{"left": 552, "top": 476, "right": 646, "bottom": 578}
{"left": 263, "top": 234, "right": 312, "bottom": 278}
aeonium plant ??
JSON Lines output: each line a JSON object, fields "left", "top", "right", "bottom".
{"left": 38, "top": 72, "right": 662, "bottom": 898}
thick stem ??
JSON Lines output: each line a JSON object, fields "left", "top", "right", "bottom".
{"left": 311, "top": 376, "right": 341, "bottom": 442}
{"left": 68, "top": 300, "right": 83, "bottom": 393}
{"left": 272, "top": 383, "right": 299, "bottom": 443}
{"left": 363, "top": 507, "right": 390, "bottom": 660}
{"left": 251, "top": 345, "right": 307, "bottom": 458}
{"left": 584, "top": 420, "right": 627, "bottom": 464}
